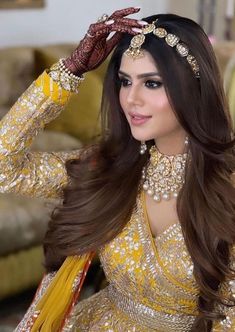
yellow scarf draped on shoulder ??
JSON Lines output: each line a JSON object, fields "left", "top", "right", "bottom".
{"left": 30, "top": 253, "right": 94, "bottom": 331}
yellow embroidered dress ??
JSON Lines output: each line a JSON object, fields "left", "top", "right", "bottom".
{"left": 0, "top": 71, "right": 234, "bottom": 331}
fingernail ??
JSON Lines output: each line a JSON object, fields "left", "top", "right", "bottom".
{"left": 105, "top": 19, "right": 115, "bottom": 25}
{"left": 138, "top": 20, "right": 148, "bottom": 26}
{"left": 134, "top": 6, "right": 141, "bottom": 9}
{"left": 132, "top": 28, "right": 142, "bottom": 33}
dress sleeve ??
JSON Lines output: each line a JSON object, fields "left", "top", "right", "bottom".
{"left": 0, "top": 70, "right": 81, "bottom": 199}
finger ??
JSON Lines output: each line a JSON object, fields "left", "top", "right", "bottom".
{"left": 87, "top": 7, "right": 140, "bottom": 37}
{"left": 110, "top": 24, "right": 142, "bottom": 35}
{"left": 88, "top": 17, "right": 145, "bottom": 39}
{"left": 115, "top": 17, "right": 148, "bottom": 28}
{"left": 106, "top": 32, "right": 123, "bottom": 55}
{"left": 90, "top": 23, "right": 142, "bottom": 39}
{"left": 88, "top": 20, "right": 114, "bottom": 36}
{"left": 109, "top": 7, "right": 140, "bottom": 20}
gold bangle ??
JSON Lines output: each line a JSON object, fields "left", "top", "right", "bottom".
{"left": 48, "top": 58, "right": 85, "bottom": 93}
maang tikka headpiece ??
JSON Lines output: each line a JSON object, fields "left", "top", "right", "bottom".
{"left": 124, "top": 19, "right": 200, "bottom": 78}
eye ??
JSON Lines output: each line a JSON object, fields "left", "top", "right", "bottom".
{"left": 118, "top": 77, "right": 131, "bottom": 87}
{"left": 145, "top": 80, "right": 163, "bottom": 89}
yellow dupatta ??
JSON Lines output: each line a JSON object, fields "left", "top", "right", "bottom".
{"left": 25, "top": 73, "right": 94, "bottom": 330}
{"left": 29, "top": 252, "right": 94, "bottom": 331}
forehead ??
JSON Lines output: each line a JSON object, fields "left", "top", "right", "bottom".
{"left": 119, "top": 50, "right": 158, "bottom": 74}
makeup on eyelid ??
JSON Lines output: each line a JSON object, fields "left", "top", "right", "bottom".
{"left": 119, "top": 50, "right": 186, "bottom": 151}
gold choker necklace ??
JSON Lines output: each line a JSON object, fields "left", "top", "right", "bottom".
{"left": 142, "top": 145, "right": 188, "bottom": 202}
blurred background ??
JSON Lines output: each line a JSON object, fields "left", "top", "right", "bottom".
{"left": 0, "top": 1, "right": 234, "bottom": 331}
{"left": 0, "top": 0, "right": 234, "bottom": 47}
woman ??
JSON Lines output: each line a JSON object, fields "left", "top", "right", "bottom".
{"left": 1, "top": 7, "right": 235, "bottom": 332}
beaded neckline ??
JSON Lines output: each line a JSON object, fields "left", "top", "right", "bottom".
{"left": 153, "top": 222, "right": 181, "bottom": 241}
{"left": 141, "top": 190, "right": 181, "bottom": 240}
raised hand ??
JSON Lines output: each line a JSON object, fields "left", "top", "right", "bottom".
{"left": 63, "top": 7, "right": 146, "bottom": 76}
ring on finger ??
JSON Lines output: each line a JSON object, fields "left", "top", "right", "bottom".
{"left": 86, "top": 32, "right": 95, "bottom": 38}
{"left": 97, "top": 13, "right": 109, "bottom": 23}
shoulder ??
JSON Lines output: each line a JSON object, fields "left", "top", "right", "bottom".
{"left": 68, "top": 144, "right": 99, "bottom": 166}
{"left": 81, "top": 144, "right": 99, "bottom": 159}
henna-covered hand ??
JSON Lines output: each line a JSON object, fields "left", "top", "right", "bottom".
{"left": 64, "top": 7, "right": 147, "bottom": 76}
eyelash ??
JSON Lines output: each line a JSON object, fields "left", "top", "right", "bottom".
{"left": 118, "top": 77, "right": 162, "bottom": 89}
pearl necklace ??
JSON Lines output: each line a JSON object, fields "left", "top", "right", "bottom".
{"left": 142, "top": 145, "right": 188, "bottom": 202}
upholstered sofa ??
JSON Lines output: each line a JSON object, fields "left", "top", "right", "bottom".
{"left": 0, "top": 41, "right": 234, "bottom": 300}
{"left": 0, "top": 44, "right": 108, "bottom": 300}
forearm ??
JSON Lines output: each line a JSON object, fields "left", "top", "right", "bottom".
{"left": 0, "top": 70, "right": 72, "bottom": 160}
{"left": 0, "top": 69, "right": 82, "bottom": 199}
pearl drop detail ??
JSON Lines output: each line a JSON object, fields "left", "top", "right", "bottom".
{"left": 147, "top": 188, "right": 154, "bottom": 196}
{"left": 142, "top": 145, "right": 187, "bottom": 203}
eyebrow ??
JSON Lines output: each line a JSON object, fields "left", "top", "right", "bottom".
{"left": 118, "top": 70, "right": 161, "bottom": 79}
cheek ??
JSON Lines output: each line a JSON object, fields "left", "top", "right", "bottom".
{"left": 151, "top": 95, "right": 180, "bottom": 132}
{"left": 151, "top": 93, "right": 171, "bottom": 113}
{"left": 119, "top": 90, "right": 130, "bottom": 120}
{"left": 152, "top": 94, "right": 174, "bottom": 120}
{"left": 153, "top": 105, "right": 179, "bottom": 127}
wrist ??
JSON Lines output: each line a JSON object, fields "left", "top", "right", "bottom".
{"left": 63, "top": 58, "right": 85, "bottom": 77}
{"left": 47, "top": 59, "right": 85, "bottom": 93}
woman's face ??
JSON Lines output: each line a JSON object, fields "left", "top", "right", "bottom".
{"left": 118, "top": 50, "right": 184, "bottom": 146}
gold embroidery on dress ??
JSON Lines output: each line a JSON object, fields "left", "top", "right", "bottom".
{"left": 5, "top": 71, "right": 235, "bottom": 331}
{"left": 0, "top": 72, "right": 81, "bottom": 199}
{"left": 66, "top": 190, "right": 200, "bottom": 331}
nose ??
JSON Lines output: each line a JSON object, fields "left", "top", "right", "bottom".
{"left": 126, "top": 85, "right": 143, "bottom": 107}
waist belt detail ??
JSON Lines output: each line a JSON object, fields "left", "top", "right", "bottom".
{"left": 107, "top": 284, "right": 196, "bottom": 332}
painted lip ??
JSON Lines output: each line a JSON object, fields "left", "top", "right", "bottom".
{"left": 129, "top": 112, "right": 152, "bottom": 126}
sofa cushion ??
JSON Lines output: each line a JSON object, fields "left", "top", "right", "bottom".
{"left": 0, "top": 193, "right": 55, "bottom": 256}
{"left": 31, "top": 130, "right": 82, "bottom": 151}
{"left": 0, "top": 245, "right": 44, "bottom": 299}
{"left": 0, "top": 44, "right": 107, "bottom": 143}
{"left": 0, "top": 130, "right": 81, "bottom": 255}
{"left": 34, "top": 44, "right": 108, "bottom": 143}
{"left": 0, "top": 47, "right": 34, "bottom": 119}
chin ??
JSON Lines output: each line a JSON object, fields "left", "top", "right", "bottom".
{"left": 131, "top": 132, "right": 155, "bottom": 143}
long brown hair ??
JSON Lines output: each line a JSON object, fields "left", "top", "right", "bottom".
{"left": 44, "top": 14, "right": 235, "bottom": 330}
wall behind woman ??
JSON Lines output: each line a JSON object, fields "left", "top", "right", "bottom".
{"left": 0, "top": 0, "right": 167, "bottom": 48}
{"left": 0, "top": 0, "right": 234, "bottom": 49}
{"left": 168, "top": 0, "right": 235, "bottom": 41}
